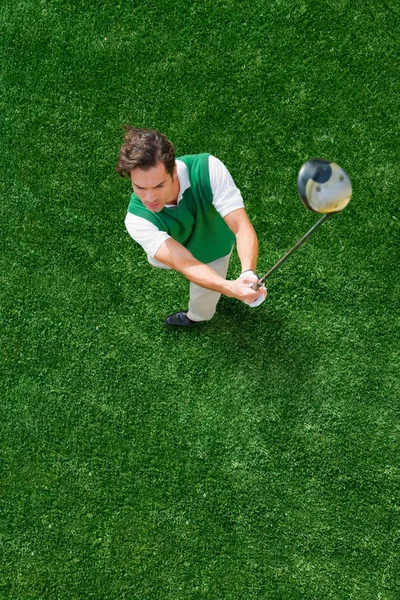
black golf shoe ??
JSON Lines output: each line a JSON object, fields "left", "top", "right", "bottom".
{"left": 165, "top": 311, "right": 201, "bottom": 327}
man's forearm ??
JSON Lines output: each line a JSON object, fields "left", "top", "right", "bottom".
{"left": 223, "top": 208, "right": 259, "bottom": 274}
{"left": 154, "top": 239, "right": 236, "bottom": 296}
{"left": 180, "top": 259, "right": 236, "bottom": 296}
{"left": 175, "top": 256, "right": 266, "bottom": 305}
{"left": 235, "top": 221, "right": 259, "bottom": 273}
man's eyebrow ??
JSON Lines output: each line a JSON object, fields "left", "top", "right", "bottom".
{"left": 132, "top": 179, "right": 167, "bottom": 189}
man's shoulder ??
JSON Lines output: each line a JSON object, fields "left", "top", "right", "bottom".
{"left": 177, "top": 153, "right": 211, "bottom": 165}
{"left": 177, "top": 154, "right": 229, "bottom": 174}
{"left": 177, "top": 154, "right": 212, "bottom": 183}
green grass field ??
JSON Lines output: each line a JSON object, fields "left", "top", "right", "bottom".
{"left": 1, "top": 1, "right": 399, "bottom": 598}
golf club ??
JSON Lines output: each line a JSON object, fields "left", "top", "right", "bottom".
{"left": 248, "top": 158, "right": 352, "bottom": 302}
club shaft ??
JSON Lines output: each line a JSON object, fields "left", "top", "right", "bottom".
{"left": 257, "top": 213, "right": 333, "bottom": 285}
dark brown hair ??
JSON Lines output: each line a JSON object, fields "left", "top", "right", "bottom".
{"left": 116, "top": 125, "right": 176, "bottom": 178}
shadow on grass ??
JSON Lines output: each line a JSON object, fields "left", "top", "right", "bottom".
{"left": 160, "top": 293, "right": 315, "bottom": 404}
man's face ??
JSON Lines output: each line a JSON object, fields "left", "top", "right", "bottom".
{"left": 130, "top": 161, "right": 178, "bottom": 212}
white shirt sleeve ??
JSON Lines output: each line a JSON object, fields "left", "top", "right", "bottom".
{"left": 209, "top": 155, "right": 245, "bottom": 218}
{"left": 125, "top": 212, "right": 170, "bottom": 258}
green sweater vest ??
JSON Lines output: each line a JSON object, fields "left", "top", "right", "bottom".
{"left": 127, "top": 154, "right": 235, "bottom": 264}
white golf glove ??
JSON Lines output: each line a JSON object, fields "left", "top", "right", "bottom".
{"left": 239, "top": 270, "right": 266, "bottom": 308}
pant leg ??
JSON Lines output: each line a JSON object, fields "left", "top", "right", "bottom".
{"left": 187, "top": 250, "right": 233, "bottom": 322}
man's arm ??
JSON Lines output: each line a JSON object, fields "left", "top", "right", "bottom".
{"left": 223, "top": 207, "right": 259, "bottom": 273}
{"left": 154, "top": 238, "right": 265, "bottom": 304}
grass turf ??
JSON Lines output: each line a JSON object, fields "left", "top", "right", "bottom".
{"left": 1, "top": 0, "right": 399, "bottom": 598}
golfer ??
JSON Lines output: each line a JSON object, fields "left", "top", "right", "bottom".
{"left": 117, "top": 126, "right": 266, "bottom": 326}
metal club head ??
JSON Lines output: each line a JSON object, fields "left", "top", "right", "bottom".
{"left": 297, "top": 158, "right": 352, "bottom": 214}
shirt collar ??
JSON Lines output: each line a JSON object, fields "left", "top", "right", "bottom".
{"left": 164, "top": 160, "right": 190, "bottom": 207}
{"left": 176, "top": 160, "right": 190, "bottom": 203}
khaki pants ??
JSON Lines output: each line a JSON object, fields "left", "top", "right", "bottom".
{"left": 147, "top": 249, "right": 233, "bottom": 322}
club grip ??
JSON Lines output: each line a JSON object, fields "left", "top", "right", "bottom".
{"left": 249, "top": 282, "right": 262, "bottom": 290}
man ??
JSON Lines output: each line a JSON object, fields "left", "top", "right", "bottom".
{"left": 116, "top": 126, "right": 266, "bottom": 326}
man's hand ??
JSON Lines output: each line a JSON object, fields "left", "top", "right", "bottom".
{"left": 229, "top": 271, "right": 267, "bottom": 306}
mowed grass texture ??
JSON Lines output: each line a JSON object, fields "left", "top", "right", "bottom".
{"left": 1, "top": 0, "right": 399, "bottom": 598}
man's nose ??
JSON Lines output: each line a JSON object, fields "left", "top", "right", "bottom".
{"left": 145, "top": 191, "right": 157, "bottom": 202}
